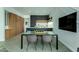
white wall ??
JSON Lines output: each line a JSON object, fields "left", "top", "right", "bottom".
{"left": 50, "top": 7, "right": 79, "bottom": 52}
{"left": 0, "top": 8, "right": 5, "bottom": 41}
{"left": 24, "top": 15, "right": 30, "bottom": 32}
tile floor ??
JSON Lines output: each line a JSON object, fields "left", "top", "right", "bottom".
{"left": 4, "top": 34, "right": 71, "bottom": 52}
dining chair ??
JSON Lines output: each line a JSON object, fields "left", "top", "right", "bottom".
{"left": 42, "top": 35, "right": 52, "bottom": 51}
{"left": 27, "top": 35, "right": 37, "bottom": 51}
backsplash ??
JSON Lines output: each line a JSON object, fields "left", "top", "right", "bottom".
{"left": 36, "top": 22, "right": 48, "bottom": 28}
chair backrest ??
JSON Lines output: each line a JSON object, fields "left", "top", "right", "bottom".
{"left": 43, "top": 35, "right": 52, "bottom": 43}
{"left": 27, "top": 35, "right": 37, "bottom": 43}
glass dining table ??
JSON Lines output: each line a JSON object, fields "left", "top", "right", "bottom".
{"left": 21, "top": 32, "right": 58, "bottom": 50}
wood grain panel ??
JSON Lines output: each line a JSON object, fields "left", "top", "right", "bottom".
{"left": 5, "top": 13, "right": 24, "bottom": 40}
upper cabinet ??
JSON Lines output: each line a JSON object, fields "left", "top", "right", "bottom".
{"left": 30, "top": 15, "right": 49, "bottom": 27}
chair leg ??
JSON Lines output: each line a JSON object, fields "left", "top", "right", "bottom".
{"left": 41, "top": 39, "right": 44, "bottom": 51}
{"left": 34, "top": 42, "right": 37, "bottom": 51}
{"left": 41, "top": 36, "right": 44, "bottom": 51}
{"left": 35, "top": 37, "right": 38, "bottom": 51}
{"left": 42, "top": 43, "right": 44, "bottom": 51}
{"left": 49, "top": 42, "right": 52, "bottom": 52}
{"left": 27, "top": 42, "right": 29, "bottom": 51}
{"left": 26, "top": 36, "right": 28, "bottom": 51}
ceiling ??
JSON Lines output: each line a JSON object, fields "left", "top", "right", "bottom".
{"left": 12, "top": 7, "right": 57, "bottom": 15}
{"left": 11, "top": 7, "right": 77, "bottom": 16}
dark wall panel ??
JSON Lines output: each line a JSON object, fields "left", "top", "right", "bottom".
{"left": 30, "top": 15, "right": 49, "bottom": 27}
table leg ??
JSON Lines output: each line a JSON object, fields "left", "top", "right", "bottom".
{"left": 41, "top": 35, "right": 44, "bottom": 50}
{"left": 21, "top": 35, "right": 23, "bottom": 49}
{"left": 56, "top": 35, "right": 58, "bottom": 50}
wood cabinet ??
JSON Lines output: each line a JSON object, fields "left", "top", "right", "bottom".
{"left": 5, "top": 29, "right": 12, "bottom": 39}
{"left": 5, "top": 13, "right": 24, "bottom": 39}
{"left": 16, "top": 15, "right": 24, "bottom": 35}
{"left": 9, "top": 13, "right": 16, "bottom": 38}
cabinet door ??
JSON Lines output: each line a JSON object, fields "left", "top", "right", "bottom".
{"left": 8, "top": 13, "right": 16, "bottom": 38}
{"left": 16, "top": 16, "right": 24, "bottom": 34}
{"left": 6, "top": 13, "right": 17, "bottom": 39}
{"left": 5, "top": 29, "right": 11, "bottom": 39}
{"left": 5, "top": 13, "right": 24, "bottom": 39}
{"left": 20, "top": 17, "right": 24, "bottom": 33}
{"left": 16, "top": 18, "right": 20, "bottom": 34}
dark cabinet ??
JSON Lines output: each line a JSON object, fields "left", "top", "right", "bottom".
{"left": 30, "top": 15, "right": 49, "bottom": 27}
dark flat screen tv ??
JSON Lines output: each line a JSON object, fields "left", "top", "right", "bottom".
{"left": 59, "top": 12, "right": 77, "bottom": 32}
